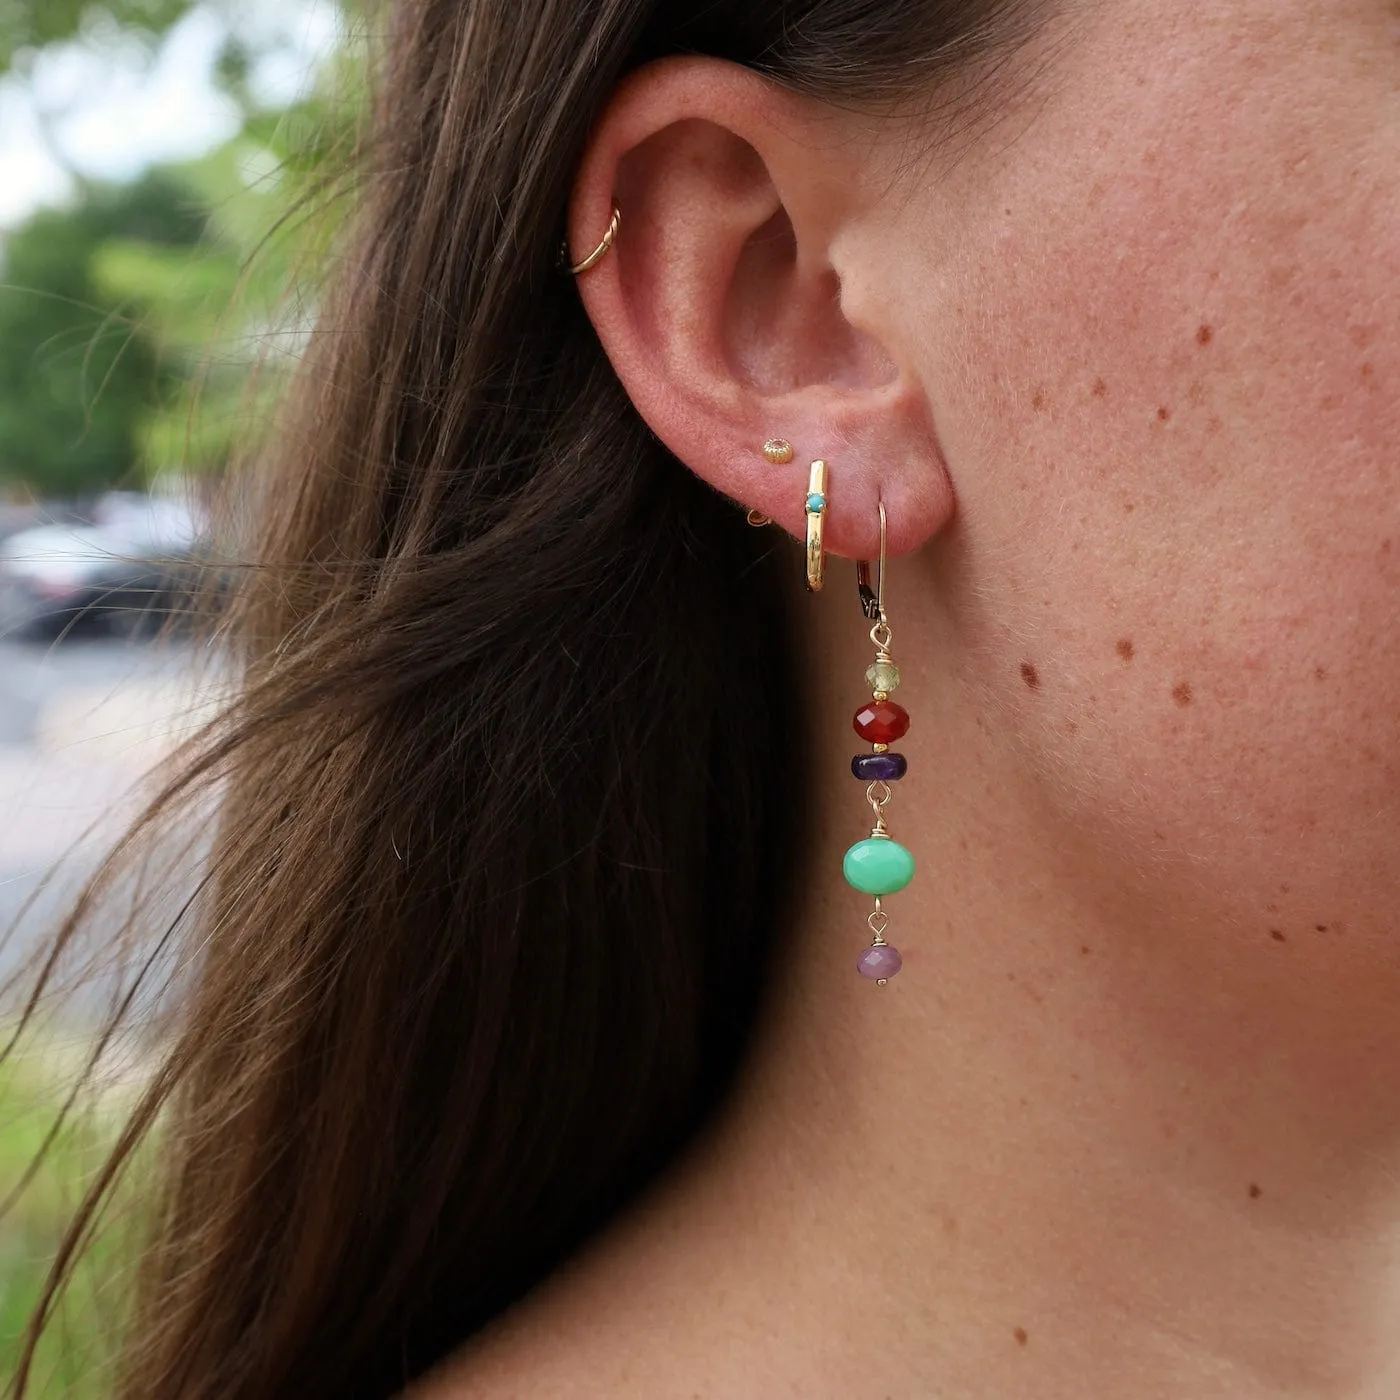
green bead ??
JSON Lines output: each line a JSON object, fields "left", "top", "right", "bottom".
{"left": 865, "top": 660, "right": 901, "bottom": 694}
{"left": 842, "top": 838, "right": 915, "bottom": 895}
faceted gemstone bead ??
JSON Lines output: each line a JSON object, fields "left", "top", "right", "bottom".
{"left": 857, "top": 943, "right": 903, "bottom": 982}
{"left": 853, "top": 698, "right": 909, "bottom": 744}
{"left": 843, "top": 837, "right": 915, "bottom": 895}
{"left": 851, "top": 752, "right": 908, "bottom": 782}
{"left": 865, "top": 659, "right": 901, "bottom": 694}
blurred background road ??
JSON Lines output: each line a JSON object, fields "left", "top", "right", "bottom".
{"left": 0, "top": 635, "right": 205, "bottom": 989}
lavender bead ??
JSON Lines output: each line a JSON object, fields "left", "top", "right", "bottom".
{"left": 851, "top": 752, "right": 908, "bottom": 782}
{"left": 857, "top": 944, "right": 903, "bottom": 982}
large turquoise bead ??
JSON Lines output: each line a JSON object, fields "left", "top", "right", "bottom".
{"left": 843, "top": 838, "right": 915, "bottom": 895}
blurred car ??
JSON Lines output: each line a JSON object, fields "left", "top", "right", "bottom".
{"left": 0, "top": 494, "right": 209, "bottom": 641}
{"left": 0, "top": 501, "right": 80, "bottom": 545}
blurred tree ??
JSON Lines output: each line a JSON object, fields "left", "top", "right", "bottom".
{"left": 92, "top": 94, "right": 355, "bottom": 478}
{"left": 1, "top": 0, "right": 356, "bottom": 485}
{"left": 0, "top": 0, "right": 192, "bottom": 74}
{"left": 0, "top": 172, "right": 204, "bottom": 495}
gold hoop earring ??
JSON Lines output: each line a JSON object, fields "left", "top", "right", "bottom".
{"left": 805, "top": 460, "right": 828, "bottom": 591}
{"left": 561, "top": 203, "right": 621, "bottom": 275}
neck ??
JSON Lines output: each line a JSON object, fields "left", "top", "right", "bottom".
{"left": 614, "top": 538, "right": 1400, "bottom": 1399}
{"left": 434, "top": 536, "right": 1400, "bottom": 1400}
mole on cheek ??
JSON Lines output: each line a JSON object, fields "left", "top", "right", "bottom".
{"left": 1248, "top": 1183, "right": 1263, "bottom": 1200}
{"left": 1156, "top": 406, "right": 1171, "bottom": 422}
{"left": 1020, "top": 662, "right": 1041, "bottom": 691}
{"left": 1171, "top": 681, "right": 1193, "bottom": 707}
{"left": 1269, "top": 929, "right": 1286, "bottom": 942}
{"left": 1013, "top": 1328, "right": 1029, "bottom": 1347}
{"left": 1092, "top": 378, "right": 1109, "bottom": 398}
{"left": 1196, "top": 324, "right": 1213, "bottom": 346}
{"left": 1116, "top": 637, "right": 1135, "bottom": 661}
{"left": 1032, "top": 388, "right": 1048, "bottom": 412}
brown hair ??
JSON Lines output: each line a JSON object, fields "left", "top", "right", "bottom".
{"left": 8, "top": 1, "right": 1037, "bottom": 1395}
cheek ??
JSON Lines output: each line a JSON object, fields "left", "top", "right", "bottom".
{"left": 910, "top": 2, "right": 1400, "bottom": 915}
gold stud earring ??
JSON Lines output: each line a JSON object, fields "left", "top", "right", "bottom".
{"left": 747, "top": 437, "right": 795, "bottom": 527}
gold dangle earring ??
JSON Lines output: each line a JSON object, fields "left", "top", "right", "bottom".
{"left": 845, "top": 501, "right": 913, "bottom": 983}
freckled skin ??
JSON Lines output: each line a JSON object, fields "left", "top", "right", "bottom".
{"left": 880, "top": 0, "right": 1400, "bottom": 951}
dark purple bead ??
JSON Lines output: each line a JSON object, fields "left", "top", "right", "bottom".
{"left": 851, "top": 752, "right": 908, "bottom": 782}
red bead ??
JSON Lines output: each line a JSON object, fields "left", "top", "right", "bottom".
{"left": 853, "top": 699, "right": 909, "bottom": 744}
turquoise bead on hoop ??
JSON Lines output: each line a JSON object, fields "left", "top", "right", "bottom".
{"left": 843, "top": 499, "right": 912, "bottom": 985}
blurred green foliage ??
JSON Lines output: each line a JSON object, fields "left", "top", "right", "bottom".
{"left": 0, "top": 2, "right": 355, "bottom": 493}
{"left": 0, "top": 173, "right": 206, "bottom": 495}
{"left": 0, "top": 1041, "right": 140, "bottom": 1397}
{"left": 0, "top": 0, "right": 191, "bottom": 74}
{"left": 93, "top": 101, "right": 348, "bottom": 480}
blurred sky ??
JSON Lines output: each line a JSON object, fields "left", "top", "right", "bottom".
{"left": 0, "top": 0, "right": 341, "bottom": 229}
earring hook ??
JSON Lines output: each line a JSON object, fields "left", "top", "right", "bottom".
{"left": 856, "top": 500, "right": 887, "bottom": 621}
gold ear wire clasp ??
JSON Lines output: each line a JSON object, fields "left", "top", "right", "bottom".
{"left": 856, "top": 500, "right": 887, "bottom": 621}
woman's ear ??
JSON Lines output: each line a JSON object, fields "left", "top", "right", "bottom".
{"left": 565, "top": 55, "right": 954, "bottom": 561}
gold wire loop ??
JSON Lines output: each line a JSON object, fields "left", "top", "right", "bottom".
{"left": 563, "top": 203, "right": 621, "bottom": 275}
{"left": 868, "top": 905, "right": 890, "bottom": 942}
{"left": 866, "top": 779, "right": 893, "bottom": 814}
{"left": 746, "top": 508, "right": 773, "bottom": 527}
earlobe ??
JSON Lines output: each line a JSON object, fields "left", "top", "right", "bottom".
{"left": 566, "top": 56, "right": 955, "bottom": 562}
